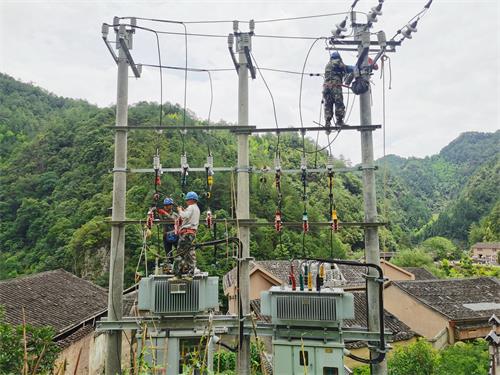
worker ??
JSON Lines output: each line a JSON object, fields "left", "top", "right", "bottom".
{"left": 157, "top": 197, "right": 178, "bottom": 266}
{"left": 323, "top": 51, "right": 354, "bottom": 126}
{"left": 174, "top": 191, "right": 201, "bottom": 276}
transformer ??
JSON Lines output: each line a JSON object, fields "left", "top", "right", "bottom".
{"left": 137, "top": 274, "right": 219, "bottom": 315}
{"left": 261, "top": 286, "right": 355, "bottom": 375}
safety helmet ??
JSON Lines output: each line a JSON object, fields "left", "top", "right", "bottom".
{"left": 330, "top": 51, "right": 341, "bottom": 60}
{"left": 185, "top": 191, "right": 199, "bottom": 201}
{"left": 163, "top": 197, "right": 174, "bottom": 205}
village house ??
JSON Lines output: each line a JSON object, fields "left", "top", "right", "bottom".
{"left": 0, "top": 269, "right": 135, "bottom": 374}
{"left": 471, "top": 242, "right": 500, "bottom": 265}
{"left": 384, "top": 277, "right": 500, "bottom": 349}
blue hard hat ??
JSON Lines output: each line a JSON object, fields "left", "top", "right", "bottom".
{"left": 331, "top": 51, "right": 341, "bottom": 60}
{"left": 163, "top": 197, "right": 174, "bottom": 205}
{"left": 185, "top": 191, "right": 199, "bottom": 201}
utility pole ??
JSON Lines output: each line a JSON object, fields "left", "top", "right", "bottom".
{"left": 106, "top": 23, "right": 131, "bottom": 375}
{"left": 234, "top": 20, "right": 252, "bottom": 375}
{"left": 353, "top": 12, "right": 387, "bottom": 375}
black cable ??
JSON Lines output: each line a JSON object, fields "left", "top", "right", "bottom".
{"left": 299, "top": 38, "right": 323, "bottom": 129}
{"left": 250, "top": 52, "right": 279, "bottom": 131}
{"left": 256, "top": 11, "right": 353, "bottom": 23}
{"left": 140, "top": 63, "right": 322, "bottom": 76}
{"left": 121, "top": 12, "right": 354, "bottom": 25}
{"left": 289, "top": 130, "right": 341, "bottom": 154}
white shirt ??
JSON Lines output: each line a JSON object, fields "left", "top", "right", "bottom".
{"left": 179, "top": 203, "right": 200, "bottom": 230}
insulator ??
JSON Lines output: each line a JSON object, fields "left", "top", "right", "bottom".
{"left": 299, "top": 273, "right": 304, "bottom": 291}
{"left": 331, "top": 209, "right": 339, "bottom": 231}
{"left": 302, "top": 212, "right": 309, "bottom": 233}
{"left": 301, "top": 156, "right": 307, "bottom": 171}
{"left": 206, "top": 210, "right": 213, "bottom": 229}
{"left": 274, "top": 211, "right": 283, "bottom": 232}
{"left": 153, "top": 155, "right": 161, "bottom": 171}
{"left": 205, "top": 155, "right": 214, "bottom": 169}
{"left": 274, "top": 156, "right": 281, "bottom": 172}
{"left": 249, "top": 19, "right": 255, "bottom": 32}
{"left": 181, "top": 154, "right": 189, "bottom": 175}
{"left": 327, "top": 155, "right": 335, "bottom": 171}
{"left": 227, "top": 33, "right": 234, "bottom": 47}
{"left": 316, "top": 273, "right": 321, "bottom": 291}
{"left": 332, "top": 19, "right": 347, "bottom": 36}
{"left": 289, "top": 273, "right": 296, "bottom": 291}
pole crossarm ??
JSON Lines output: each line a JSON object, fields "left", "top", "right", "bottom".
{"left": 107, "top": 124, "right": 381, "bottom": 132}
{"left": 107, "top": 219, "right": 387, "bottom": 228}
{"left": 129, "top": 166, "right": 375, "bottom": 173}
{"left": 96, "top": 316, "right": 392, "bottom": 343}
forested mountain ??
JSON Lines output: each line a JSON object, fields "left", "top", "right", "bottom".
{"left": 0, "top": 73, "right": 498, "bottom": 286}
{"left": 377, "top": 131, "right": 499, "bottom": 244}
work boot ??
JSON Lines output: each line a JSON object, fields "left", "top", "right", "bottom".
{"left": 336, "top": 118, "right": 345, "bottom": 126}
{"left": 325, "top": 119, "right": 332, "bottom": 127}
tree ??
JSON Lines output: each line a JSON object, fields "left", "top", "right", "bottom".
{"left": 0, "top": 306, "right": 59, "bottom": 374}
{"left": 391, "top": 248, "right": 433, "bottom": 267}
{"left": 388, "top": 339, "right": 437, "bottom": 375}
{"left": 421, "top": 236, "right": 461, "bottom": 260}
{"left": 435, "top": 340, "right": 489, "bottom": 375}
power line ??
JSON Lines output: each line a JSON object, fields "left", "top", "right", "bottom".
{"left": 120, "top": 12, "right": 357, "bottom": 25}
{"left": 139, "top": 63, "right": 322, "bottom": 76}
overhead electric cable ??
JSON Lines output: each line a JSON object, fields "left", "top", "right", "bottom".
{"left": 139, "top": 63, "right": 322, "bottom": 76}
{"left": 299, "top": 38, "right": 323, "bottom": 128}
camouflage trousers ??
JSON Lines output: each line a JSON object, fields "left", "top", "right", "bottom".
{"left": 323, "top": 81, "right": 345, "bottom": 123}
{"left": 173, "top": 233, "right": 196, "bottom": 276}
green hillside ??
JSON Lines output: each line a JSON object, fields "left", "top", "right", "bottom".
{"left": 0, "top": 73, "right": 498, "bottom": 286}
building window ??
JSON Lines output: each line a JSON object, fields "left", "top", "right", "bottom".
{"left": 323, "top": 367, "right": 339, "bottom": 375}
{"left": 299, "top": 350, "right": 309, "bottom": 366}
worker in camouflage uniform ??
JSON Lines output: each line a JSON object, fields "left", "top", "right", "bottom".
{"left": 323, "top": 51, "right": 354, "bottom": 126}
{"left": 174, "top": 191, "right": 200, "bottom": 276}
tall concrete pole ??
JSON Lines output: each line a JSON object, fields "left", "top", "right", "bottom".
{"left": 106, "top": 24, "right": 130, "bottom": 375}
{"left": 235, "top": 22, "right": 251, "bottom": 375}
{"left": 354, "top": 16, "right": 387, "bottom": 375}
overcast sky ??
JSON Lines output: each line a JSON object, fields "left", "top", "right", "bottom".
{"left": 0, "top": 0, "right": 498, "bottom": 164}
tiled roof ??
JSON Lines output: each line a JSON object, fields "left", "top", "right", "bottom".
{"left": 0, "top": 269, "right": 108, "bottom": 334}
{"left": 344, "top": 291, "right": 415, "bottom": 348}
{"left": 403, "top": 267, "right": 438, "bottom": 280}
{"left": 336, "top": 264, "right": 368, "bottom": 288}
{"left": 223, "top": 260, "right": 295, "bottom": 291}
{"left": 224, "top": 260, "right": 369, "bottom": 291}
{"left": 472, "top": 242, "right": 500, "bottom": 249}
{"left": 393, "top": 277, "right": 500, "bottom": 320}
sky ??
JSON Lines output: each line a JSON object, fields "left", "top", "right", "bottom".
{"left": 0, "top": 0, "right": 498, "bottom": 165}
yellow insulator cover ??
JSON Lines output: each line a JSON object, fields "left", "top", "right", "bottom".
{"left": 332, "top": 210, "right": 338, "bottom": 221}
{"left": 319, "top": 264, "right": 325, "bottom": 278}
{"left": 207, "top": 175, "right": 213, "bottom": 186}
{"left": 145, "top": 228, "right": 152, "bottom": 239}
{"left": 307, "top": 272, "right": 313, "bottom": 291}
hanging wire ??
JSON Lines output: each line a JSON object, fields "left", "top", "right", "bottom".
{"left": 299, "top": 38, "right": 326, "bottom": 128}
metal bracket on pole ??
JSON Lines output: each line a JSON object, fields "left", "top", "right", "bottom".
{"left": 102, "top": 24, "right": 118, "bottom": 63}
{"left": 117, "top": 24, "right": 141, "bottom": 78}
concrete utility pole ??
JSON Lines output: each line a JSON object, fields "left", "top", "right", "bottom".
{"left": 234, "top": 20, "right": 252, "bottom": 375}
{"left": 353, "top": 14, "right": 387, "bottom": 375}
{"left": 106, "top": 24, "right": 131, "bottom": 375}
